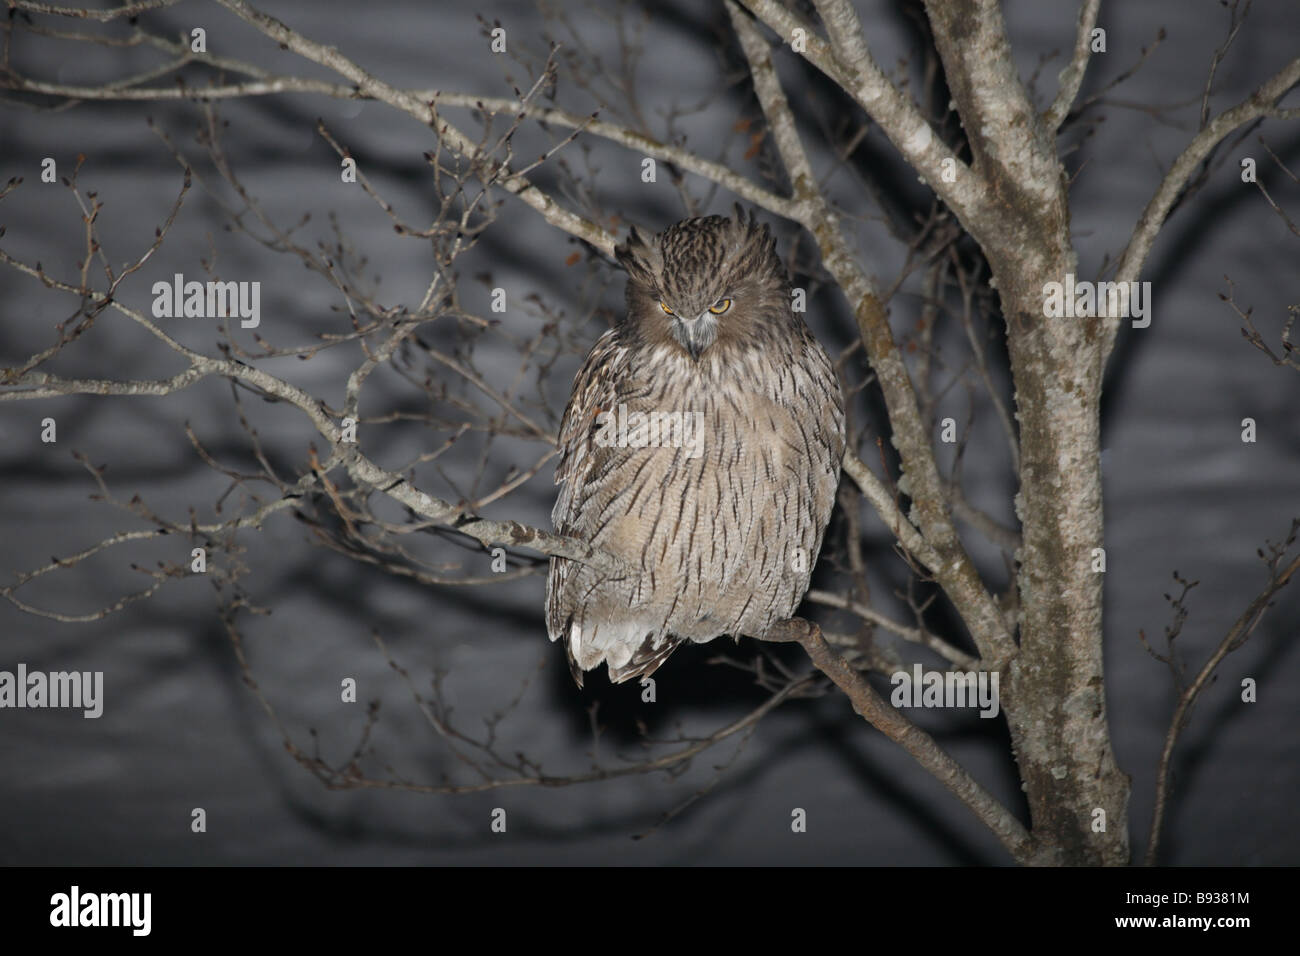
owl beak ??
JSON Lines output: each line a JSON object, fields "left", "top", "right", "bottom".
{"left": 685, "top": 317, "right": 706, "bottom": 359}
{"left": 673, "top": 313, "right": 717, "bottom": 360}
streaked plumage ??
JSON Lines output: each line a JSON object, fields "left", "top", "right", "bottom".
{"left": 546, "top": 206, "right": 845, "bottom": 686}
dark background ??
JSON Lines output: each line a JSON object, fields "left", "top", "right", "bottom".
{"left": 1, "top": 0, "right": 1297, "bottom": 865}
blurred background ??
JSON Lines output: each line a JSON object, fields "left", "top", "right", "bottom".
{"left": 1, "top": 0, "right": 1297, "bottom": 865}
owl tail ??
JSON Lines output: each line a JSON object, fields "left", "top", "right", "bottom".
{"left": 564, "top": 641, "right": 586, "bottom": 689}
{"left": 605, "top": 633, "right": 684, "bottom": 685}
{"left": 560, "top": 619, "right": 683, "bottom": 688}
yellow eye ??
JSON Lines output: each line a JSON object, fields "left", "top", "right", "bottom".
{"left": 709, "top": 298, "right": 732, "bottom": 314}
{"left": 660, "top": 302, "right": 674, "bottom": 315}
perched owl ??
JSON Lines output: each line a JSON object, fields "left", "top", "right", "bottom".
{"left": 546, "top": 206, "right": 846, "bottom": 686}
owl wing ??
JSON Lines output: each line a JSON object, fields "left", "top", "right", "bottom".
{"left": 551, "top": 327, "right": 626, "bottom": 528}
{"left": 546, "top": 330, "right": 686, "bottom": 687}
{"left": 546, "top": 329, "right": 624, "bottom": 653}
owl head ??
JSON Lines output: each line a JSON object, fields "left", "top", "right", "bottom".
{"left": 615, "top": 204, "right": 791, "bottom": 359}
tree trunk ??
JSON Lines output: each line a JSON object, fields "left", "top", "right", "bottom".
{"left": 997, "top": 248, "right": 1131, "bottom": 865}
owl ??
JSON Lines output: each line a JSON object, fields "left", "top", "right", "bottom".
{"left": 546, "top": 206, "right": 846, "bottom": 687}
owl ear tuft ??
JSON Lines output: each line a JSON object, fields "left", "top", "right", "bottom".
{"left": 731, "top": 203, "right": 770, "bottom": 248}
{"left": 615, "top": 224, "right": 658, "bottom": 283}
{"left": 733, "top": 204, "right": 775, "bottom": 257}
{"left": 731, "top": 201, "right": 751, "bottom": 229}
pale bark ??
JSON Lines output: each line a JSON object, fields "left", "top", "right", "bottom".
{"left": 920, "top": 0, "right": 1125, "bottom": 865}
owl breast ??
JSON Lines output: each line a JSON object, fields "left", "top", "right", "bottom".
{"left": 547, "top": 329, "right": 845, "bottom": 683}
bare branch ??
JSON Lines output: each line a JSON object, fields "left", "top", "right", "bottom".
{"left": 759, "top": 618, "right": 1031, "bottom": 862}
{"left": 1200, "top": 0, "right": 1252, "bottom": 130}
{"left": 10, "top": 0, "right": 176, "bottom": 20}
{"left": 1110, "top": 54, "right": 1300, "bottom": 355}
{"left": 0, "top": 251, "right": 625, "bottom": 576}
{"left": 234, "top": 619, "right": 819, "bottom": 796}
{"left": 207, "top": 0, "right": 617, "bottom": 255}
{"left": 423, "top": 94, "right": 802, "bottom": 221}
{"left": 1145, "top": 520, "right": 1300, "bottom": 864}
{"left": 736, "top": 0, "right": 986, "bottom": 228}
{"left": 729, "top": 0, "right": 1013, "bottom": 663}
{"left": 1221, "top": 276, "right": 1300, "bottom": 372}
{"left": 922, "top": 0, "right": 1066, "bottom": 243}
{"left": 805, "top": 589, "right": 978, "bottom": 669}
{"left": 841, "top": 451, "right": 939, "bottom": 571}
{"left": 1044, "top": 0, "right": 1102, "bottom": 131}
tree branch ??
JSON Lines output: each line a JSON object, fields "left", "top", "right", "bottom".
{"left": 1109, "top": 54, "right": 1300, "bottom": 356}
{"left": 0, "top": 253, "right": 626, "bottom": 577}
{"left": 738, "top": 0, "right": 987, "bottom": 230}
{"left": 11, "top": 0, "right": 176, "bottom": 20}
{"left": 805, "top": 589, "right": 979, "bottom": 669}
{"left": 1145, "top": 520, "right": 1300, "bottom": 865}
{"left": 728, "top": 0, "right": 1014, "bottom": 663}
{"left": 208, "top": 0, "right": 618, "bottom": 255}
{"left": 3, "top": 67, "right": 801, "bottom": 223}
{"left": 1044, "top": 0, "right": 1102, "bottom": 131}
{"left": 760, "top": 618, "right": 1031, "bottom": 862}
